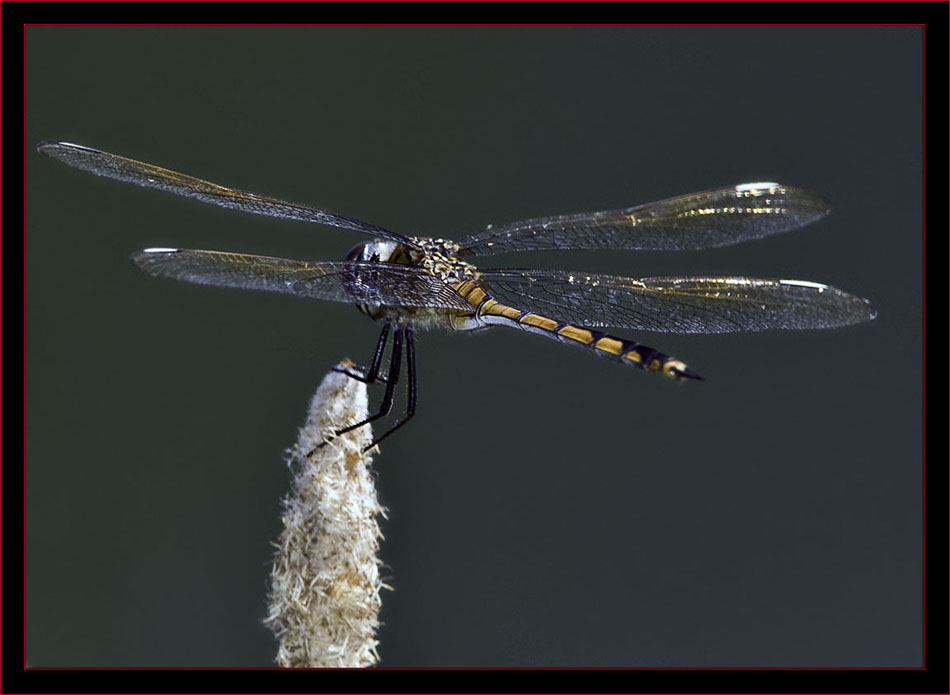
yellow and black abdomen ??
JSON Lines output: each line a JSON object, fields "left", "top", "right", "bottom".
{"left": 452, "top": 280, "right": 702, "bottom": 381}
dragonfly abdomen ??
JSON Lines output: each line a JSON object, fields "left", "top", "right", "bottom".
{"left": 453, "top": 280, "right": 701, "bottom": 381}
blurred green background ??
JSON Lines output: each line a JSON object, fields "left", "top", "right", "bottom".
{"left": 26, "top": 26, "right": 922, "bottom": 667}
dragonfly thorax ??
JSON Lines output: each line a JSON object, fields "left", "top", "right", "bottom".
{"left": 344, "top": 238, "right": 479, "bottom": 327}
{"left": 346, "top": 237, "right": 479, "bottom": 286}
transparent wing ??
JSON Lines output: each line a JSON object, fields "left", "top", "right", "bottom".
{"left": 37, "top": 141, "right": 410, "bottom": 244}
{"left": 459, "top": 183, "right": 830, "bottom": 256}
{"left": 132, "top": 248, "right": 471, "bottom": 310}
{"left": 478, "top": 269, "right": 876, "bottom": 333}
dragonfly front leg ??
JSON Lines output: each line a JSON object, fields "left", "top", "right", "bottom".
{"left": 364, "top": 324, "right": 416, "bottom": 450}
{"left": 332, "top": 325, "right": 404, "bottom": 443}
{"left": 330, "top": 324, "right": 417, "bottom": 452}
{"left": 332, "top": 321, "right": 391, "bottom": 385}
{"left": 308, "top": 323, "right": 402, "bottom": 455}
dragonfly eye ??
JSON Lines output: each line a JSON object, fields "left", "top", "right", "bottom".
{"left": 345, "top": 242, "right": 371, "bottom": 262}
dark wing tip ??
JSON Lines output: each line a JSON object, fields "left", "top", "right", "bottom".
{"left": 831, "top": 286, "right": 877, "bottom": 325}
{"left": 36, "top": 140, "right": 101, "bottom": 159}
{"left": 36, "top": 140, "right": 71, "bottom": 157}
{"left": 780, "top": 280, "right": 877, "bottom": 327}
{"left": 734, "top": 182, "right": 831, "bottom": 225}
{"left": 37, "top": 140, "right": 71, "bottom": 152}
{"left": 130, "top": 247, "right": 182, "bottom": 270}
{"left": 773, "top": 183, "right": 832, "bottom": 222}
{"left": 804, "top": 188, "right": 832, "bottom": 220}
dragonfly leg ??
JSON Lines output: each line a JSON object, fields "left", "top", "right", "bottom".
{"left": 307, "top": 325, "right": 403, "bottom": 456}
{"left": 332, "top": 321, "right": 391, "bottom": 385}
{"left": 362, "top": 324, "right": 416, "bottom": 451}
{"left": 333, "top": 325, "right": 403, "bottom": 437}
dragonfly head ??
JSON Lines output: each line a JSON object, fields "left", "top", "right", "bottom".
{"left": 345, "top": 240, "right": 401, "bottom": 264}
{"left": 345, "top": 240, "right": 405, "bottom": 321}
{"left": 345, "top": 241, "right": 373, "bottom": 262}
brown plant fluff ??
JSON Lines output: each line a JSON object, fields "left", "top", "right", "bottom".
{"left": 265, "top": 362, "right": 385, "bottom": 668}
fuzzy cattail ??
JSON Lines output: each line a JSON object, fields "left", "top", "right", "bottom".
{"left": 265, "top": 361, "right": 385, "bottom": 668}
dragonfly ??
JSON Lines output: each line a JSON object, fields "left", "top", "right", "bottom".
{"left": 37, "top": 141, "right": 876, "bottom": 450}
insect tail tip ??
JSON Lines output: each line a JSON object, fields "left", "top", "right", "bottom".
{"left": 663, "top": 360, "right": 704, "bottom": 382}
{"left": 677, "top": 366, "right": 704, "bottom": 382}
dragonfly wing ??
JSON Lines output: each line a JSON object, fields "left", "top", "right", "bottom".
{"left": 37, "top": 141, "right": 410, "bottom": 244}
{"left": 132, "top": 249, "right": 471, "bottom": 310}
{"left": 459, "top": 183, "right": 829, "bottom": 256}
{"left": 478, "top": 269, "right": 876, "bottom": 333}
